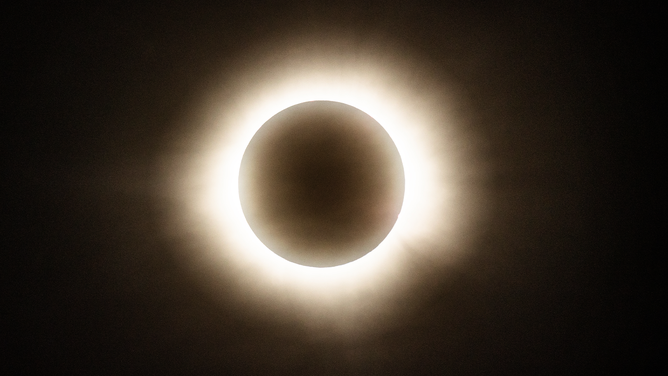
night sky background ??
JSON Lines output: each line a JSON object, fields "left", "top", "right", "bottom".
{"left": 5, "top": 1, "right": 659, "bottom": 374}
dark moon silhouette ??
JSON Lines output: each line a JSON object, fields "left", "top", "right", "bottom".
{"left": 239, "top": 101, "right": 405, "bottom": 267}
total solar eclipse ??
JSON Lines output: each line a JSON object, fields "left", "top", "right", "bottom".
{"left": 239, "top": 101, "right": 405, "bottom": 267}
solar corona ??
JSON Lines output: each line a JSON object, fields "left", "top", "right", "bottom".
{"left": 168, "top": 43, "right": 480, "bottom": 328}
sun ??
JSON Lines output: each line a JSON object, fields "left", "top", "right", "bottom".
{"left": 199, "top": 71, "right": 439, "bottom": 281}
{"left": 165, "top": 38, "right": 481, "bottom": 332}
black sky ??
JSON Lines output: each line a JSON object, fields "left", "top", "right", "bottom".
{"left": 4, "top": 1, "right": 659, "bottom": 374}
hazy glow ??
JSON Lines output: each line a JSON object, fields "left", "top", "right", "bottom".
{"left": 203, "top": 75, "right": 435, "bottom": 280}
{"left": 166, "top": 39, "right": 482, "bottom": 333}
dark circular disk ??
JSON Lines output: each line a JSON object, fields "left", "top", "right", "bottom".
{"left": 239, "top": 101, "right": 404, "bottom": 267}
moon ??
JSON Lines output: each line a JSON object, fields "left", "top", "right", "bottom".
{"left": 239, "top": 101, "right": 405, "bottom": 267}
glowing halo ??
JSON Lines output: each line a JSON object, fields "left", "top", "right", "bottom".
{"left": 164, "top": 38, "right": 483, "bottom": 333}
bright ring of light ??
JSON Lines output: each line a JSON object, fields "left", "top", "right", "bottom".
{"left": 166, "top": 39, "right": 481, "bottom": 332}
